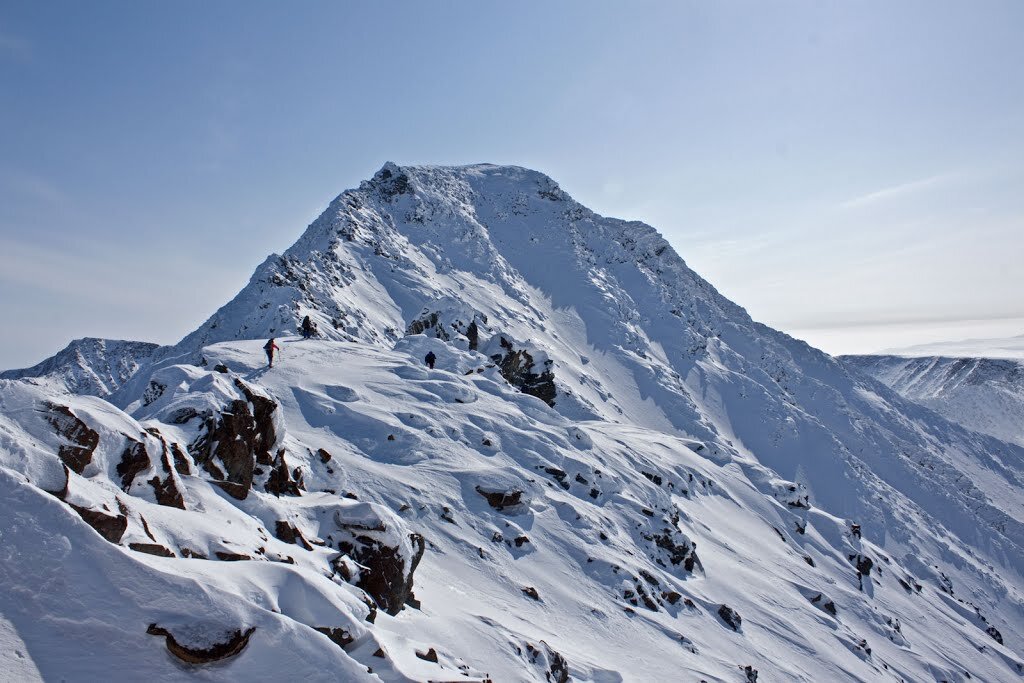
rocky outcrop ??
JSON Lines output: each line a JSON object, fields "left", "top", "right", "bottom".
{"left": 718, "top": 604, "right": 742, "bottom": 631}
{"left": 116, "top": 439, "right": 150, "bottom": 491}
{"left": 488, "top": 336, "right": 556, "bottom": 406}
{"left": 475, "top": 485, "right": 524, "bottom": 511}
{"left": 188, "top": 379, "right": 281, "bottom": 500}
{"left": 69, "top": 502, "right": 128, "bottom": 543}
{"left": 331, "top": 504, "right": 425, "bottom": 615}
{"left": 146, "top": 624, "right": 255, "bottom": 664}
{"left": 43, "top": 403, "right": 99, "bottom": 474}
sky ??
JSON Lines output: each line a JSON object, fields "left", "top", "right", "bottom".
{"left": 1, "top": 1, "right": 1023, "bottom": 369}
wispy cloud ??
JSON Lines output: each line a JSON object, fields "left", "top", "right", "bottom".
{"left": 0, "top": 168, "right": 65, "bottom": 205}
{"left": 838, "top": 173, "right": 956, "bottom": 210}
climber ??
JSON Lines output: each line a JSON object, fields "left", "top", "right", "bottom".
{"left": 301, "top": 315, "right": 318, "bottom": 339}
{"left": 424, "top": 351, "right": 436, "bottom": 369}
{"left": 264, "top": 338, "right": 280, "bottom": 367}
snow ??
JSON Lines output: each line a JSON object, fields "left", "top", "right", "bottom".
{"left": 844, "top": 354, "right": 1024, "bottom": 448}
{"left": 1, "top": 163, "right": 1023, "bottom": 681}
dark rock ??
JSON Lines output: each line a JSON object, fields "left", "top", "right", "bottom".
{"left": 148, "top": 475, "right": 185, "bottom": 510}
{"left": 317, "top": 448, "right": 332, "bottom": 463}
{"left": 522, "top": 586, "right": 541, "bottom": 601}
{"left": 213, "top": 364, "right": 229, "bottom": 374}
{"left": 265, "top": 449, "right": 303, "bottom": 496}
{"left": 212, "top": 480, "right": 250, "bottom": 500}
{"left": 181, "top": 547, "right": 207, "bottom": 559}
{"left": 147, "top": 624, "right": 255, "bottom": 664}
{"left": 129, "top": 543, "right": 175, "bottom": 557}
{"left": 514, "top": 535, "right": 530, "bottom": 548}
{"left": 315, "top": 627, "right": 354, "bottom": 649}
{"left": 215, "top": 551, "right": 252, "bottom": 562}
{"left": 415, "top": 648, "right": 439, "bottom": 663}
{"left": 986, "top": 626, "right": 1003, "bottom": 645}
{"left": 741, "top": 665, "right": 758, "bottom": 682}
{"left": 373, "top": 647, "right": 386, "bottom": 658}
{"left": 718, "top": 604, "right": 742, "bottom": 631}
{"left": 662, "top": 591, "right": 682, "bottom": 605}
{"left": 116, "top": 439, "right": 150, "bottom": 491}
{"left": 475, "top": 486, "right": 523, "bottom": 511}
{"left": 43, "top": 403, "right": 99, "bottom": 474}
{"left": 68, "top": 503, "right": 127, "bottom": 543}
{"left": 188, "top": 379, "right": 280, "bottom": 500}
{"left": 338, "top": 532, "right": 425, "bottom": 616}
{"left": 641, "top": 471, "right": 663, "bottom": 486}
{"left": 274, "top": 520, "right": 313, "bottom": 550}
{"left": 490, "top": 336, "right": 556, "bottom": 406}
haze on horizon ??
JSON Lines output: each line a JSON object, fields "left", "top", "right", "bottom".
{"left": 1, "top": 1, "right": 1022, "bottom": 369}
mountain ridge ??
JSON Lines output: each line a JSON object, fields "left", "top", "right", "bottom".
{"left": 1, "top": 162, "right": 1022, "bottom": 681}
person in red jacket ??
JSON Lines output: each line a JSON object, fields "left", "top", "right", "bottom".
{"left": 264, "top": 338, "right": 280, "bottom": 367}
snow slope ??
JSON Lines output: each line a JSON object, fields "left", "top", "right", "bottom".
{"left": 1, "top": 163, "right": 1023, "bottom": 681}
{"left": 844, "top": 354, "right": 1024, "bottom": 448}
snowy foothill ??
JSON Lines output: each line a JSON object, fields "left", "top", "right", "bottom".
{"left": 1, "top": 163, "right": 1023, "bottom": 681}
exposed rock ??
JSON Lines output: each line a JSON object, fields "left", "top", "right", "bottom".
{"left": 336, "top": 521, "right": 425, "bottom": 615}
{"left": 522, "top": 586, "right": 541, "bottom": 601}
{"left": 718, "top": 604, "right": 742, "bottom": 631}
{"left": 68, "top": 502, "right": 128, "bottom": 543}
{"left": 265, "top": 449, "right": 303, "bottom": 496}
{"left": 315, "top": 627, "right": 354, "bottom": 649}
{"left": 146, "top": 624, "right": 255, "bottom": 664}
{"left": 489, "top": 335, "right": 556, "bottom": 406}
{"left": 475, "top": 485, "right": 524, "bottom": 511}
{"left": 809, "top": 593, "right": 838, "bottom": 616}
{"left": 741, "top": 665, "right": 758, "bottom": 682}
{"left": 525, "top": 641, "right": 568, "bottom": 683}
{"left": 642, "top": 509, "right": 701, "bottom": 574}
{"left": 215, "top": 551, "right": 252, "bottom": 562}
{"left": 275, "top": 520, "right": 313, "bottom": 550}
{"left": 43, "top": 403, "right": 99, "bottom": 474}
{"left": 116, "top": 439, "right": 150, "bottom": 491}
{"left": 129, "top": 543, "right": 175, "bottom": 557}
{"left": 189, "top": 379, "right": 280, "bottom": 500}
{"left": 986, "top": 626, "right": 1003, "bottom": 645}
{"left": 415, "top": 648, "right": 439, "bottom": 662}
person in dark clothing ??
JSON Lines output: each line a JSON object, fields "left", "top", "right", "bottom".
{"left": 424, "top": 351, "right": 436, "bottom": 369}
{"left": 301, "top": 315, "right": 316, "bottom": 339}
{"left": 264, "top": 338, "right": 280, "bottom": 367}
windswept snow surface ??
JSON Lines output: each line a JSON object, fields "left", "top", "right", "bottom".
{"left": 1, "top": 163, "right": 1023, "bottom": 681}
{"left": 844, "top": 354, "right": 1024, "bottom": 448}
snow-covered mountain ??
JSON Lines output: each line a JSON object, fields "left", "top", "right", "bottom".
{"left": 0, "top": 337, "right": 159, "bottom": 397}
{"left": 844, "top": 354, "right": 1024, "bottom": 448}
{"left": 2, "top": 163, "right": 1022, "bottom": 682}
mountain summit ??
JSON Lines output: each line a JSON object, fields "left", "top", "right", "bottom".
{"left": 1, "top": 163, "right": 1022, "bottom": 681}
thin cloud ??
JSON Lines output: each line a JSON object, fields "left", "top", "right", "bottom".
{"left": 838, "top": 173, "right": 955, "bottom": 210}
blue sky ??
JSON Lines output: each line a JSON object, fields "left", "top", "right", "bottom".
{"left": 1, "top": 1, "right": 1023, "bottom": 368}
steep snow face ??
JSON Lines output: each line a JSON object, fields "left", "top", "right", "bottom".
{"left": 845, "top": 354, "right": 1024, "bottom": 447}
{"left": 2, "top": 163, "right": 1024, "bottom": 680}
{"left": 0, "top": 338, "right": 159, "bottom": 397}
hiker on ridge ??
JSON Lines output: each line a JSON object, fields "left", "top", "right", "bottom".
{"left": 301, "top": 315, "right": 317, "bottom": 339}
{"left": 424, "top": 351, "right": 436, "bottom": 369}
{"left": 264, "top": 338, "right": 280, "bottom": 368}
